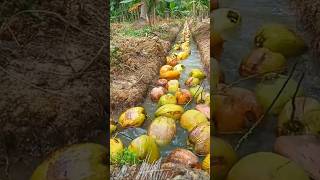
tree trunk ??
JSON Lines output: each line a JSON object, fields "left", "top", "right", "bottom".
{"left": 140, "top": 1, "right": 149, "bottom": 23}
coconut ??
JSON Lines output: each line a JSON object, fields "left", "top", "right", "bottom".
{"left": 302, "top": 110, "right": 320, "bottom": 135}
{"left": 128, "top": 135, "right": 160, "bottom": 163}
{"left": 196, "top": 92, "right": 210, "bottom": 105}
{"left": 173, "top": 64, "right": 185, "bottom": 73}
{"left": 214, "top": 85, "right": 263, "bottom": 133}
{"left": 175, "top": 89, "right": 192, "bottom": 105}
{"left": 156, "top": 79, "right": 168, "bottom": 88}
{"left": 180, "top": 110, "right": 208, "bottom": 132}
{"left": 160, "top": 70, "right": 180, "bottom": 80}
{"left": 213, "top": 137, "right": 238, "bottom": 180}
{"left": 189, "top": 122, "right": 210, "bottom": 155}
{"left": 119, "top": 107, "right": 146, "bottom": 128}
{"left": 189, "top": 85, "right": 205, "bottom": 98}
{"left": 239, "top": 48, "right": 287, "bottom": 77}
{"left": 185, "top": 77, "right": 201, "bottom": 87}
{"left": 255, "top": 74, "right": 303, "bottom": 115}
{"left": 254, "top": 24, "right": 307, "bottom": 57}
{"left": 202, "top": 154, "right": 210, "bottom": 173}
{"left": 189, "top": 69, "right": 206, "bottom": 80}
{"left": 212, "top": 8, "right": 241, "bottom": 33}
{"left": 158, "top": 93, "right": 177, "bottom": 107}
{"left": 31, "top": 143, "right": 108, "bottom": 180}
{"left": 167, "top": 80, "right": 180, "bottom": 94}
{"left": 278, "top": 97, "right": 320, "bottom": 135}
{"left": 110, "top": 123, "right": 117, "bottom": 134}
{"left": 195, "top": 104, "right": 210, "bottom": 119}
{"left": 148, "top": 116, "right": 176, "bottom": 146}
{"left": 155, "top": 104, "right": 184, "bottom": 120}
{"left": 150, "top": 86, "right": 167, "bottom": 102}
{"left": 227, "top": 152, "right": 309, "bottom": 180}
{"left": 110, "top": 138, "right": 124, "bottom": 164}
{"left": 166, "top": 55, "right": 179, "bottom": 66}
{"left": 165, "top": 148, "right": 200, "bottom": 168}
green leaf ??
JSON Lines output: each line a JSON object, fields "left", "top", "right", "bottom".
{"left": 120, "top": 0, "right": 134, "bottom": 4}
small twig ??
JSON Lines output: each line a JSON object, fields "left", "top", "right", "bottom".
{"left": 226, "top": 68, "right": 286, "bottom": 88}
{"left": 290, "top": 72, "right": 305, "bottom": 121}
{"left": 235, "top": 62, "right": 299, "bottom": 151}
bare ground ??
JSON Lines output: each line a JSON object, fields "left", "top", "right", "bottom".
{"left": 110, "top": 21, "right": 181, "bottom": 115}
{"left": 0, "top": 0, "right": 107, "bottom": 178}
{"left": 190, "top": 20, "right": 210, "bottom": 74}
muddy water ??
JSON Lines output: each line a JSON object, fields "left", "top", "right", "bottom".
{"left": 217, "top": 0, "right": 320, "bottom": 156}
{"left": 118, "top": 31, "right": 209, "bottom": 158}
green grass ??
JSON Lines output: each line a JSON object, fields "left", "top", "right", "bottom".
{"left": 113, "top": 148, "right": 142, "bottom": 166}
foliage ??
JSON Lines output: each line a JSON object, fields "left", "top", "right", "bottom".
{"left": 110, "top": 0, "right": 209, "bottom": 23}
{"left": 113, "top": 148, "right": 142, "bottom": 166}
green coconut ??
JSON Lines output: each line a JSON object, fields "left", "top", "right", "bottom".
{"left": 196, "top": 92, "right": 210, "bottom": 105}
{"left": 255, "top": 24, "right": 307, "bottom": 57}
{"left": 239, "top": 48, "right": 287, "bottom": 77}
{"left": 212, "top": 8, "right": 242, "bottom": 33}
{"left": 302, "top": 110, "right": 320, "bottom": 135}
{"left": 189, "top": 85, "right": 205, "bottom": 98}
{"left": 227, "top": 152, "right": 310, "bottom": 180}
{"left": 173, "top": 64, "right": 185, "bottom": 73}
{"left": 128, "top": 135, "right": 160, "bottom": 163}
{"left": 189, "top": 69, "right": 206, "bottom": 80}
{"left": 31, "top": 143, "right": 108, "bottom": 180}
{"left": 148, "top": 116, "right": 176, "bottom": 146}
{"left": 155, "top": 104, "right": 184, "bottom": 120}
{"left": 158, "top": 93, "right": 177, "bottom": 107}
{"left": 255, "top": 74, "right": 303, "bottom": 115}
{"left": 213, "top": 137, "right": 238, "bottom": 180}
{"left": 185, "top": 77, "right": 201, "bottom": 87}
{"left": 167, "top": 80, "right": 180, "bottom": 94}
{"left": 278, "top": 97, "right": 320, "bottom": 135}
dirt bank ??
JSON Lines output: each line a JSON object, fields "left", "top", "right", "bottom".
{"left": 0, "top": 0, "right": 107, "bottom": 178}
{"left": 110, "top": 21, "right": 181, "bottom": 114}
{"left": 292, "top": 0, "right": 320, "bottom": 58}
{"left": 190, "top": 20, "right": 210, "bottom": 74}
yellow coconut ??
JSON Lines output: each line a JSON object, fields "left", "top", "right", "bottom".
{"left": 155, "top": 104, "right": 184, "bottom": 120}
{"left": 110, "top": 138, "right": 124, "bottom": 164}
{"left": 213, "top": 137, "right": 238, "bottom": 180}
{"left": 128, "top": 135, "right": 160, "bottom": 163}
{"left": 119, "top": 107, "right": 146, "bottom": 128}
{"left": 202, "top": 154, "right": 210, "bottom": 173}
{"left": 227, "top": 152, "right": 309, "bottom": 180}
{"left": 180, "top": 110, "right": 208, "bottom": 132}
{"left": 148, "top": 116, "right": 176, "bottom": 146}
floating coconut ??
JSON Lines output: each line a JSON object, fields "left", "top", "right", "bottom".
{"left": 255, "top": 74, "right": 303, "bottom": 115}
{"left": 155, "top": 104, "right": 184, "bottom": 120}
{"left": 227, "top": 152, "right": 309, "bottom": 180}
{"left": 128, "top": 135, "right": 160, "bottom": 163}
{"left": 180, "top": 109, "right": 208, "bottom": 132}
{"left": 278, "top": 97, "right": 320, "bottom": 135}
{"left": 119, "top": 107, "right": 146, "bottom": 128}
{"left": 213, "top": 137, "right": 238, "bottom": 180}
{"left": 254, "top": 23, "right": 307, "bottom": 57}
{"left": 158, "top": 93, "right": 177, "bottom": 107}
{"left": 148, "top": 116, "right": 176, "bottom": 146}
{"left": 239, "top": 48, "right": 287, "bottom": 77}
